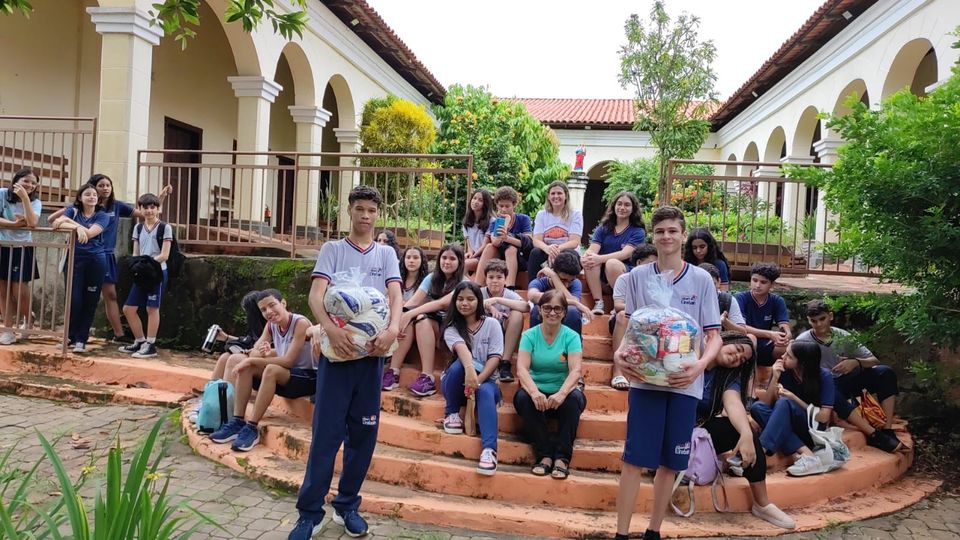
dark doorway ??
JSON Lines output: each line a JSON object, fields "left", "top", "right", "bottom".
{"left": 582, "top": 180, "right": 606, "bottom": 244}
{"left": 163, "top": 118, "right": 202, "bottom": 226}
{"left": 276, "top": 156, "right": 295, "bottom": 234}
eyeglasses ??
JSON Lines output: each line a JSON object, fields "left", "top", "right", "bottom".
{"left": 539, "top": 305, "right": 565, "bottom": 315}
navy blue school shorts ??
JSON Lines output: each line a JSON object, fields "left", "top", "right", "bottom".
{"left": 623, "top": 388, "right": 697, "bottom": 471}
{"left": 254, "top": 367, "right": 318, "bottom": 399}
{"left": 0, "top": 246, "right": 40, "bottom": 282}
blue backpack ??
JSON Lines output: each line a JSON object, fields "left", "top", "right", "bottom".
{"left": 197, "top": 379, "right": 234, "bottom": 433}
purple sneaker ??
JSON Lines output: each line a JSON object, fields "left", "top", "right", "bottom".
{"left": 409, "top": 373, "right": 436, "bottom": 397}
{"left": 381, "top": 367, "right": 399, "bottom": 391}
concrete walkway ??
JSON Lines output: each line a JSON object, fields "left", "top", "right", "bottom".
{"left": 0, "top": 394, "right": 954, "bottom": 540}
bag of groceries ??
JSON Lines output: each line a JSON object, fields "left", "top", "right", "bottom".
{"left": 621, "top": 271, "right": 701, "bottom": 386}
{"left": 320, "top": 267, "right": 397, "bottom": 361}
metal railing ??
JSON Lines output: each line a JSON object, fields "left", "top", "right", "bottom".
{"left": 0, "top": 227, "right": 76, "bottom": 354}
{"left": 136, "top": 151, "right": 474, "bottom": 257}
{"left": 667, "top": 158, "right": 877, "bottom": 277}
{"left": 0, "top": 116, "right": 98, "bottom": 206}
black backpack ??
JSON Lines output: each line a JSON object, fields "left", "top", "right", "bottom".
{"left": 135, "top": 221, "right": 185, "bottom": 279}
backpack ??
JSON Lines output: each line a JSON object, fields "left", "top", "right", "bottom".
{"left": 135, "top": 221, "right": 185, "bottom": 279}
{"left": 670, "top": 427, "right": 728, "bottom": 517}
{"left": 196, "top": 379, "right": 234, "bottom": 433}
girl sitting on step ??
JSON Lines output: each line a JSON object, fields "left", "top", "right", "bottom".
{"left": 383, "top": 243, "right": 467, "bottom": 397}
{"left": 700, "top": 332, "right": 795, "bottom": 530}
{"left": 514, "top": 290, "right": 586, "bottom": 480}
{"left": 440, "top": 281, "right": 504, "bottom": 476}
{"left": 750, "top": 340, "right": 835, "bottom": 477}
{"left": 399, "top": 246, "right": 429, "bottom": 303}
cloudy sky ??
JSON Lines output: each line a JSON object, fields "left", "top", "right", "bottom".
{"left": 365, "top": 0, "right": 825, "bottom": 100}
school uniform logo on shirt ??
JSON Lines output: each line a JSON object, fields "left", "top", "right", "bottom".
{"left": 680, "top": 294, "right": 699, "bottom": 306}
{"left": 368, "top": 266, "right": 383, "bottom": 279}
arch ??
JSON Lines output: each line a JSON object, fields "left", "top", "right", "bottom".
{"left": 832, "top": 79, "right": 869, "bottom": 116}
{"left": 324, "top": 74, "right": 357, "bottom": 130}
{"left": 881, "top": 38, "right": 937, "bottom": 99}
{"left": 586, "top": 161, "right": 613, "bottom": 181}
{"left": 724, "top": 154, "right": 738, "bottom": 177}
{"left": 741, "top": 142, "right": 759, "bottom": 177}
{"left": 202, "top": 0, "right": 262, "bottom": 76}
{"left": 762, "top": 126, "right": 787, "bottom": 163}
{"left": 790, "top": 106, "right": 821, "bottom": 157}
{"left": 275, "top": 42, "right": 316, "bottom": 107}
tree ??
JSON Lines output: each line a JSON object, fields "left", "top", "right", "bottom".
{"left": 1, "top": 0, "right": 308, "bottom": 49}
{"left": 793, "top": 59, "right": 960, "bottom": 347}
{"left": 602, "top": 158, "right": 658, "bottom": 210}
{"left": 360, "top": 97, "right": 436, "bottom": 155}
{"left": 618, "top": 1, "right": 718, "bottom": 204}
{"left": 431, "top": 84, "right": 569, "bottom": 216}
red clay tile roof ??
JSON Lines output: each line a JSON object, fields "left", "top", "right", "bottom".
{"left": 710, "top": 0, "right": 877, "bottom": 130}
{"left": 321, "top": 0, "right": 446, "bottom": 104}
{"left": 511, "top": 98, "right": 636, "bottom": 129}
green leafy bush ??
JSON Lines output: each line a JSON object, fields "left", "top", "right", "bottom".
{"left": 792, "top": 55, "right": 960, "bottom": 347}
{"left": 431, "top": 85, "right": 569, "bottom": 216}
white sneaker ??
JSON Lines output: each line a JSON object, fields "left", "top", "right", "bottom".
{"left": 72, "top": 342, "right": 86, "bottom": 354}
{"left": 477, "top": 448, "right": 497, "bottom": 476}
{"left": 751, "top": 502, "right": 796, "bottom": 529}
{"left": 591, "top": 300, "right": 605, "bottom": 315}
{"left": 0, "top": 331, "right": 17, "bottom": 345}
{"left": 787, "top": 454, "right": 827, "bottom": 477}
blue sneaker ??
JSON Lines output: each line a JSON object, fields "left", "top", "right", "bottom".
{"left": 209, "top": 417, "right": 245, "bottom": 444}
{"left": 333, "top": 510, "right": 369, "bottom": 537}
{"left": 287, "top": 517, "right": 324, "bottom": 540}
{"left": 231, "top": 423, "right": 260, "bottom": 452}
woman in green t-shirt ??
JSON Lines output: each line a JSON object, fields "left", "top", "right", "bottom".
{"left": 514, "top": 290, "right": 586, "bottom": 479}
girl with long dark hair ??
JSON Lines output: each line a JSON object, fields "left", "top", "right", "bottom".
{"left": 0, "top": 168, "right": 42, "bottom": 344}
{"left": 684, "top": 228, "right": 731, "bottom": 290}
{"left": 439, "top": 281, "right": 503, "bottom": 475}
{"left": 399, "top": 246, "right": 429, "bottom": 302}
{"left": 751, "top": 340, "right": 835, "bottom": 477}
{"left": 383, "top": 243, "right": 466, "bottom": 397}
{"left": 462, "top": 189, "right": 494, "bottom": 278}
{"left": 583, "top": 191, "right": 646, "bottom": 315}
{"left": 699, "top": 332, "right": 795, "bottom": 529}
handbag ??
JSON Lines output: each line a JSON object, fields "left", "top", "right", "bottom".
{"left": 857, "top": 390, "right": 887, "bottom": 429}
{"left": 806, "top": 404, "right": 850, "bottom": 472}
{"left": 670, "top": 427, "right": 728, "bottom": 517}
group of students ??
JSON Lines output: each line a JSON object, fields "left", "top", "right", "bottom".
{"left": 192, "top": 181, "right": 903, "bottom": 539}
{"left": 0, "top": 169, "right": 173, "bottom": 355}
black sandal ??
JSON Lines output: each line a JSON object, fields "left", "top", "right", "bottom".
{"left": 551, "top": 460, "right": 570, "bottom": 480}
{"left": 531, "top": 458, "right": 553, "bottom": 476}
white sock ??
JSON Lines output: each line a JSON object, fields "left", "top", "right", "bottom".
{"left": 146, "top": 337, "right": 156, "bottom": 344}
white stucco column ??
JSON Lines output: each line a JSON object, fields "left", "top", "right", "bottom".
{"left": 87, "top": 7, "right": 163, "bottom": 201}
{"left": 334, "top": 128, "right": 361, "bottom": 234}
{"left": 228, "top": 76, "right": 282, "bottom": 227}
{"left": 289, "top": 106, "right": 331, "bottom": 232}
{"left": 752, "top": 166, "right": 781, "bottom": 213}
{"left": 566, "top": 173, "right": 588, "bottom": 217}
{"left": 780, "top": 155, "right": 816, "bottom": 235}
{"left": 812, "top": 138, "right": 843, "bottom": 244}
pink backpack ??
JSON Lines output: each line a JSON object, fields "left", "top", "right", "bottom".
{"left": 670, "top": 427, "right": 728, "bottom": 517}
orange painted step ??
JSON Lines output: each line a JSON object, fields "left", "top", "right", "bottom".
{"left": 393, "top": 365, "right": 628, "bottom": 412}
{"left": 184, "top": 407, "right": 934, "bottom": 539}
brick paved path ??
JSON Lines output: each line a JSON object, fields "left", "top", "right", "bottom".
{"left": 0, "top": 395, "right": 955, "bottom": 540}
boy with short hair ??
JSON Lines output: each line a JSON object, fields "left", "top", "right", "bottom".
{"left": 288, "top": 185, "right": 402, "bottom": 540}
{"left": 119, "top": 193, "right": 171, "bottom": 359}
{"left": 613, "top": 206, "right": 721, "bottom": 540}
{"left": 608, "top": 243, "right": 658, "bottom": 390}
{"left": 481, "top": 258, "right": 530, "bottom": 382}
{"left": 475, "top": 186, "right": 532, "bottom": 289}
{"left": 526, "top": 249, "right": 592, "bottom": 334}
{"left": 796, "top": 299, "right": 903, "bottom": 453}
{"left": 210, "top": 289, "right": 315, "bottom": 452}
{"left": 735, "top": 262, "right": 791, "bottom": 370}
{"left": 699, "top": 262, "right": 747, "bottom": 333}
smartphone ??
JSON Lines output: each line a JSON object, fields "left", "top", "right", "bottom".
{"left": 493, "top": 216, "right": 506, "bottom": 236}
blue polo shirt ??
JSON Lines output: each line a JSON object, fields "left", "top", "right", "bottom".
{"left": 101, "top": 201, "right": 134, "bottom": 254}
{"left": 779, "top": 367, "right": 835, "bottom": 409}
{"left": 590, "top": 224, "right": 646, "bottom": 256}
{"left": 528, "top": 276, "right": 582, "bottom": 300}
{"left": 64, "top": 207, "right": 110, "bottom": 256}
{"left": 735, "top": 291, "right": 789, "bottom": 345}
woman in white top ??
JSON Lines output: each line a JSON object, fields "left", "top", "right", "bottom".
{"left": 527, "top": 181, "right": 583, "bottom": 278}
{"left": 461, "top": 189, "right": 494, "bottom": 279}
